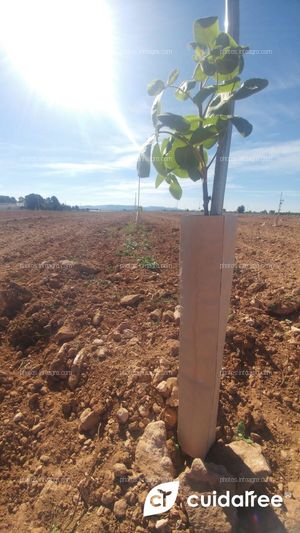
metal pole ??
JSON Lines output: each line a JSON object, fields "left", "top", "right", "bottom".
{"left": 210, "top": 0, "right": 240, "bottom": 215}
{"left": 135, "top": 176, "right": 141, "bottom": 224}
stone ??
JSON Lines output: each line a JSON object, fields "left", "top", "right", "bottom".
{"left": 93, "top": 338, "right": 104, "bottom": 346}
{"left": 214, "top": 440, "right": 271, "bottom": 490}
{"left": 40, "top": 455, "right": 50, "bottom": 464}
{"left": 56, "top": 325, "right": 76, "bottom": 343}
{"left": 113, "top": 498, "right": 127, "bottom": 518}
{"left": 152, "top": 403, "right": 162, "bottom": 415}
{"left": 163, "top": 406, "right": 177, "bottom": 430}
{"left": 13, "top": 412, "right": 24, "bottom": 422}
{"left": 113, "top": 463, "right": 129, "bottom": 478}
{"left": 135, "top": 421, "right": 174, "bottom": 485}
{"left": 155, "top": 518, "right": 169, "bottom": 530}
{"left": 178, "top": 458, "right": 237, "bottom": 533}
{"left": 117, "top": 407, "right": 129, "bottom": 424}
{"left": 101, "top": 490, "right": 114, "bottom": 506}
{"left": 162, "top": 310, "right": 174, "bottom": 323}
{"left": 149, "top": 309, "right": 162, "bottom": 322}
{"left": 156, "top": 381, "right": 169, "bottom": 398}
{"left": 95, "top": 347, "right": 108, "bottom": 360}
{"left": 166, "top": 339, "right": 179, "bottom": 357}
{"left": 120, "top": 294, "right": 141, "bottom": 307}
{"left": 92, "top": 310, "right": 102, "bottom": 326}
{"left": 79, "top": 408, "right": 100, "bottom": 432}
{"left": 174, "top": 305, "right": 181, "bottom": 325}
{"left": 68, "top": 348, "right": 86, "bottom": 390}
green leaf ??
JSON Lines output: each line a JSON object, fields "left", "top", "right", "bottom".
{"left": 190, "top": 125, "right": 218, "bottom": 145}
{"left": 183, "top": 115, "right": 202, "bottom": 131}
{"left": 215, "top": 32, "right": 238, "bottom": 48}
{"left": 174, "top": 145, "right": 203, "bottom": 181}
{"left": 151, "top": 93, "right": 162, "bottom": 128}
{"left": 152, "top": 143, "right": 168, "bottom": 176}
{"left": 157, "top": 112, "right": 190, "bottom": 133}
{"left": 168, "top": 175, "right": 182, "bottom": 200}
{"left": 206, "top": 93, "right": 233, "bottom": 116}
{"left": 216, "top": 77, "right": 241, "bottom": 93}
{"left": 202, "top": 57, "right": 217, "bottom": 76}
{"left": 233, "top": 78, "right": 269, "bottom": 100}
{"left": 216, "top": 47, "right": 240, "bottom": 75}
{"left": 137, "top": 136, "right": 154, "bottom": 177}
{"left": 147, "top": 79, "right": 165, "bottom": 96}
{"left": 231, "top": 116, "right": 253, "bottom": 137}
{"left": 162, "top": 138, "right": 189, "bottom": 178}
{"left": 193, "top": 17, "right": 219, "bottom": 49}
{"left": 193, "top": 63, "right": 207, "bottom": 82}
{"left": 193, "top": 86, "right": 216, "bottom": 109}
{"left": 175, "top": 80, "right": 197, "bottom": 101}
{"left": 155, "top": 174, "right": 165, "bottom": 188}
{"left": 167, "top": 68, "right": 180, "bottom": 85}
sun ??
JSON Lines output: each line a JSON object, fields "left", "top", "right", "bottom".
{"left": 0, "top": 0, "right": 115, "bottom": 111}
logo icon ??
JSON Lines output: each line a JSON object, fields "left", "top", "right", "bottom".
{"left": 143, "top": 480, "right": 179, "bottom": 517}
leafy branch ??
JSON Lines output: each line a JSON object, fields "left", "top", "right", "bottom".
{"left": 137, "top": 16, "right": 268, "bottom": 212}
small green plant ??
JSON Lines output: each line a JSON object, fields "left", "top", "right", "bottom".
{"left": 137, "top": 16, "right": 268, "bottom": 214}
{"left": 138, "top": 256, "right": 160, "bottom": 271}
{"left": 234, "top": 421, "right": 254, "bottom": 444}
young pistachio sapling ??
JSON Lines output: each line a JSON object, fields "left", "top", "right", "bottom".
{"left": 137, "top": 16, "right": 268, "bottom": 215}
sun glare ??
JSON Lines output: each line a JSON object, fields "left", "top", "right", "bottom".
{"left": 0, "top": 0, "right": 114, "bottom": 111}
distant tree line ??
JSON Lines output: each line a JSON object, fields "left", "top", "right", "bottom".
{"left": 0, "top": 195, "right": 17, "bottom": 204}
{"left": 23, "top": 194, "right": 74, "bottom": 210}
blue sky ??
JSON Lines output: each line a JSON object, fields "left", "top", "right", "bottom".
{"left": 0, "top": 0, "right": 299, "bottom": 211}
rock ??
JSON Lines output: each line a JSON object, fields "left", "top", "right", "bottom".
{"left": 113, "top": 463, "right": 129, "bottom": 478}
{"left": 79, "top": 408, "right": 101, "bottom": 432}
{"left": 92, "top": 338, "right": 104, "bottom": 346}
{"left": 214, "top": 440, "right": 271, "bottom": 490}
{"left": 162, "top": 310, "right": 174, "bottom": 323}
{"left": 152, "top": 403, "right": 162, "bottom": 414}
{"left": 95, "top": 347, "right": 109, "bottom": 360}
{"left": 117, "top": 407, "right": 129, "bottom": 424}
{"left": 73, "top": 262, "right": 100, "bottom": 275}
{"left": 68, "top": 348, "right": 86, "bottom": 390}
{"left": 163, "top": 406, "right": 177, "bottom": 430}
{"left": 166, "top": 379, "right": 179, "bottom": 408}
{"left": 113, "top": 498, "right": 127, "bottom": 518}
{"left": 138, "top": 405, "right": 150, "bottom": 418}
{"left": 156, "top": 381, "right": 169, "bottom": 398}
{"left": 265, "top": 295, "right": 300, "bottom": 317}
{"left": 166, "top": 339, "right": 179, "bottom": 357}
{"left": 56, "top": 325, "right": 77, "bottom": 343}
{"left": 92, "top": 310, "right": 103, "bottom": 326}
{"left": 135, "top": 421, "right": 174, "bottom": 485}
{"left": 102, "top": 490, "right": 114, "bottom": 506}
{"left": 13, "top": 412, "right": 24, "bottom": 422}
{"left": 31, "top": 422, "right": 45, "bottom": 434}
{"left": 149, "top": 309, "right": 162, "bottom": 322}
{"left": 40, "top": 455, "right": 50, "bottom": 464}
{"left": 178, "top": 458, "right": 237, "bottom": 533}
{"left": 155, "top": 518, "right": 169, "bottom": 530}
{"left": 174, "top": 305, "right": 181, "bottom": 325}
{"left": 120, "top": 294, "right": 141, "bottom": 307}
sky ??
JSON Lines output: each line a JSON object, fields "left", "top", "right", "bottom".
{"left": 0, "top": 0, "right": 299, "bottom": 211}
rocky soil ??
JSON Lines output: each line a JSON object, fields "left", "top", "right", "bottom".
{"left": 0, "top": 211, "right": 299, "bottom": 532}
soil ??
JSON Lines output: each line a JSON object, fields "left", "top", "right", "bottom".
{"left": 0, "top": 210, "right": 299, "bottom": 533}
